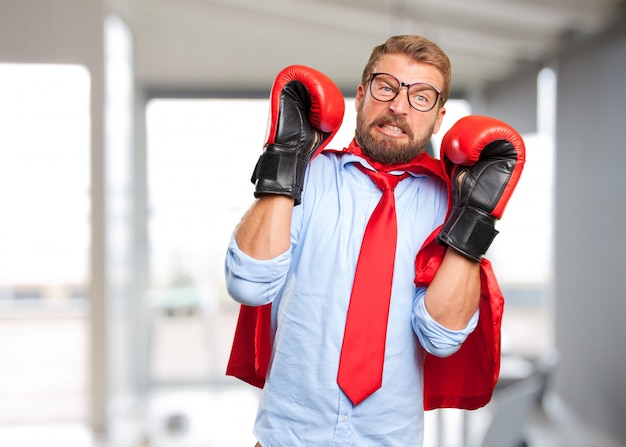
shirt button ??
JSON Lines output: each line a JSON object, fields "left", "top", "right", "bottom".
{"left": 341, "top": 415, "right": 348, "bottom": 422}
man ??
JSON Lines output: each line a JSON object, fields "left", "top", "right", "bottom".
{"left": 225, "top": 35, "right": 524, "bottom": 446}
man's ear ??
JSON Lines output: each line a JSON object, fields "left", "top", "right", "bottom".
{"left": 432, "top": 107, "right": 447, "bottom": 134}
{"left": 355, "top": 84, "right": 366, "bottom": 110}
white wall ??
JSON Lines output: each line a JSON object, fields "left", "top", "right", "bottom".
{"left": 553, "top": 20, "right": 626, "bottom": 444}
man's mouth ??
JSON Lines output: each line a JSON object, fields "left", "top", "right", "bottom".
{"left": 379, "top": 123, "right": 405, "bottom": 135}
{"left": 375, "top": 118, "right": 409, "bottom": 138}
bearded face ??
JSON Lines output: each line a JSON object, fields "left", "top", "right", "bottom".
{"left": 355, "top": 105, "right": 437, "bottom": 166}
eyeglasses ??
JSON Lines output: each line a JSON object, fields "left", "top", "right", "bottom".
{"left": 367, "top": 72, "right": 442, "bottom": 112}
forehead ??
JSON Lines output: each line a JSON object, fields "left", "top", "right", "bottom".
{"left": 373, "top": 54, "right": 444, "bottom": 89}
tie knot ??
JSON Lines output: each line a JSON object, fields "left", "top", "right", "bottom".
{"left": 356, "top": 164, "right": 406, "bottom": 191}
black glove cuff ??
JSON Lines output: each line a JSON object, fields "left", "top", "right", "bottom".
{"left": 251, "top": 145, "right": 307, "bottom": 205}
{"left": 437, "top": 206, "right": 499, "bottom": 262}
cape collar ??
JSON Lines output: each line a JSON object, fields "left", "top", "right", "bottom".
{"left": 325, "top": 138, "right": 447, "bottom": 184}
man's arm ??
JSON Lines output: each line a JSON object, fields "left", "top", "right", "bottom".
{"left": 234, "top": 196, "right": 294, "bottom": 260}
{"left": 424, "top": 247, "right": 480, "bottom": 330}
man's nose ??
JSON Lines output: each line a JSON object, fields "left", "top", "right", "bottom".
{"left": 389, "top": 87, "right": 410, "bottom": 114}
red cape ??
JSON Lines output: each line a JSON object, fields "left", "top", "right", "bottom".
{"left": 226, "top": 150, "right": 503, "bottom": 410}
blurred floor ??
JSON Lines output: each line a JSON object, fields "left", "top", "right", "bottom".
{"left": 0, "top": 306, "right": 87, "bottom": 423}
{"left": 0, "top": 304, "right": 623, "bottom": 447}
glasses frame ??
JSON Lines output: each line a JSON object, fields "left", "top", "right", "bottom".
{"left": 367, "top": 72, "right": 442, "bottom": 112}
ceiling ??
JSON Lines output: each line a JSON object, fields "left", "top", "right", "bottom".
{"left": 109, "top": 0, "right": 626, "bottom": 97}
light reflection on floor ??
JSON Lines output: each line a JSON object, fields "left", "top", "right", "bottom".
{"left": 1, "top": 305, "right": 622, "bottom": 447}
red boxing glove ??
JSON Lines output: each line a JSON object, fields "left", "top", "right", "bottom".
{"left": 437, "top": 115, "right": 526, "bottom": 261}
{"left": 251, "top": 65, "right": 345, "bottom": 205}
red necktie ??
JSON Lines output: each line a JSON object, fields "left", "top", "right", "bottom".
{"left": 337, "top": 164, "right": 408, "bottom": 405}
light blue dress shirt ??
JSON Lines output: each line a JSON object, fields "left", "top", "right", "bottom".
{"left": 225, "top": 149, "right": 479, "bottom": 447}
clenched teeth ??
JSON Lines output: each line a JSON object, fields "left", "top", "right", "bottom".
{"left": 382, "top": 124, "right": 404, "bottom": 134}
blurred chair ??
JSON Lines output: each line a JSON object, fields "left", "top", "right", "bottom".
{"left": 478, "top": 375, "right": 543, "bottom": 447}
{"left": 531, "top": 349, "right": 560, "bottom": 408}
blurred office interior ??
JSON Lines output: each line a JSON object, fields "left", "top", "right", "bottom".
{"left": 1, "top": 1, "right": 626, "bottom": 446}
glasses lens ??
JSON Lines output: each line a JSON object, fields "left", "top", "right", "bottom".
{"left": 370, "top": 74, "right": 400, "bottom": 102}
{"left": 407, "top": 84, "right": 439, "bottom": 111}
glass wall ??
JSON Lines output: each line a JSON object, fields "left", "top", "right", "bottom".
{"left": 145, "top": 98, "right": 273, "bottom": 384}
{"left": 0, "top": 63, "right": 91, "bottom": 422}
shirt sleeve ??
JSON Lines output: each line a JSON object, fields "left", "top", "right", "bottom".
{"left": 412, "top": 287, "right": 479, "bottom": 358}
{"left": 224, "top": 235, "right": 292, "bottom": 306}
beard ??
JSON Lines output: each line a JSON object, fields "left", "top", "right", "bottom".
{"left": 355, "top": 111, "right": 435, "bottom": 166}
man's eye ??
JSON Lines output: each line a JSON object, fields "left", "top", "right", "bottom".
{"left": 412, "top": 90, "right": 435, "bottom": 104}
